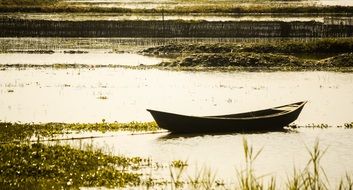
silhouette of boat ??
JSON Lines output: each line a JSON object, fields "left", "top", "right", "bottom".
{"left": 147, "top": 101, "right": 307, "bottom": 133}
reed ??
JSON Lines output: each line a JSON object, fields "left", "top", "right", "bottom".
{"left": 237, "top": 138, "right": 266, "bottom": 190}
{"left": 286, "top": 140, "right": 329, "bottom": 190}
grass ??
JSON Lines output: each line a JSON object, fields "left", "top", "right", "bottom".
{"left": 0, "top": 121, "right": 159, "bottom": 143}
{"left": 142, "top": 38, "right": 353, "bottom": 55}
{"left": 149, "top": 138, "right": 353, "bottom": 189}
{"left": 0, "top": 0, "right": 61, "bottom": 6}
{"left": 237, "top": 138, "right": 265, "bottom": 190}
{"left": 141, "top": 39, "right": 353, "bottom": 70}
{"left": 1, "top": 123, "right": 353, "bottom": 189}
{"left": 160, "top": 52, "right": 306, "bottom": 67}
{"left": 0, "top": 142, "right": 145, "bottom": 189}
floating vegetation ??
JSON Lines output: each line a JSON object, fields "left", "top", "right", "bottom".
{"left": 0, "top": 143, "right": 145, "bottom": 189}
{"left": 341, "top": 122, "right": 353, "bottom": 129}
{"left": 0, "top": 121, "right": 159, "bottom": 142}
{"left": 289, "top": 122, "right": 353, "bottom": 129}
{"left": 170, "top": 160, "right": 188, "bottom": 168}
{"left": 97, "top": 96, "right": 108, "bottom": 100}
{"left": 63, "top": 50, "right": 88, "bottom": 54}
{"left": 3, "top": 50, "right": 55, "bottom": 54}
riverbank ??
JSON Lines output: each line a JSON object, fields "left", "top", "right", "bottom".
{"left": 138, "top": 39, "right": 353, "bottom": 71}
{"left": 1, "top": 121, "right": 353, "bottom": 189}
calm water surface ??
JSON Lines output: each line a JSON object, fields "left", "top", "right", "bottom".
{"left": 58, "top": 128, "right": 353, "bottom": 187}
{"left": 1, "top": 52, "right": 353, "bottom": 187}
{"left": 0, "top": 68, "right": 352, "bottom": 124}
{"left": 0, "top": 52, "right": 165, "bottom": 66}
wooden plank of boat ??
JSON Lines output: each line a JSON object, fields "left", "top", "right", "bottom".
{"left": 147, "top": 101, "right": 307, "bottom": 133}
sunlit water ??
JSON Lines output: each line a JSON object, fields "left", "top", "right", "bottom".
{"left": 0, "top": 52, "right": 165, "bottom": 66}
{"left": 0, "top": 68, "right": 352, "bottom": 125}
{"left": 57, "top": 128, "right": 353, "bottom": 187}
{"left": 1, "top": 52, "right": 353, "bottom": 187}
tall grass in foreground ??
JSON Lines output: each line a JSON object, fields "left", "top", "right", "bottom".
{"left": 164, "top": 138, "right": 352, "bottom": 190}
{"left": 237, "top": 138, "right": 266, "bottom": 190}
{"left": 286, "top": 140, "right": 329, "bottom": 190}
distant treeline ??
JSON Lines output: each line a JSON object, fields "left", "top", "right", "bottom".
{"left": 1, "top": 19, "right": 353, "bottom": 37}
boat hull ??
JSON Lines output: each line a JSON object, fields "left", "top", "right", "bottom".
{"left": 147, "top": 101, "right": 306, "bottom": 133}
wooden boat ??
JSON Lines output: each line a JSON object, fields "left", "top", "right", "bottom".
{"left": 147, "top": 101, "right": 307, "bottom": 133}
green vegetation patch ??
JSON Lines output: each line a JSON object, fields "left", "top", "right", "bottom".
{"left": 318, "top": 53, "right": 353, "bottom": 67}
{"left": 243, "top": 39, "right": 353, "bottom": 54}
{"left": 0, "top": 121, "right": 159, "bottom": 142}
{"left": 142, "top": 38, "right": 353, "bottom": 55}
{"left": 142, "top": 39, "right": 353, "bottom": 70}
{"left": 160, "top": 52, "right": 305, "bottom": 67}
{"left": 0, "top": 143, "right": 144, "bottom": 189}
{"left": 0, "top": 0, "right": 61, "bottom": 6}
{"left": 141, "top": 43, "right": 238, "bottom": 55}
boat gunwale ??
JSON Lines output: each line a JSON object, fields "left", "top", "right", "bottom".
{"left": 147, "top": 101, "right": 307, "bottom": 121}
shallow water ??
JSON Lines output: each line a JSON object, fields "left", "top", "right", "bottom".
{"left": 1, "top": 49, "right": 353, "bottom": 187}
{"left": 0, "top": 68, "right": 352, "bottom": 125}
{"left": 57, "top": 128, "right": 353, "bottom": 187}
{"left": 0, "top": 52, "right": 165, "bottom": 66}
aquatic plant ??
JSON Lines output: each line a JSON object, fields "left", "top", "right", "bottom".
{"left": 0, "top": 0, "right": 61, "bottom": 6}
{"left": 160, "top": 52, "right": 305, "bottom": 67}
{"left": 286, "top": 140, "right": 329, "bottom": 190}
{"left": 97, "top": 95, "right": 108, "bottom": 100}
{"left": 338, "top": 174, "right": 353, "bottom": 190}
{"left": 319, "top": 53, "right": 353, "bottom": 67}
{"left": 0, "top": 121, "right": 159, "bottom": 143}
{"left": 342, "top": 122, "right": 353, "bottom": 129}
{"left": 171, "top": 160, "right": 188, "bottom": 168}
{"left": 143, "top": 38, "right": 353, "bottom": 55}
{"left": 237, "top": 138, "right": 266, "bottom": 190}
{"left": 0, "top": 143, "right": 145, "bottom": 189}
{"left": 169, "top": 161, "right": 187, "bottom": 189}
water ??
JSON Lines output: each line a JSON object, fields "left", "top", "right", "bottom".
{"left": 1, "top": 48, "right": 353, "bottom": 187}
{"left": 56, "top": 127, "right": 353, "bottom": 187}
{"left": 0, "top": 68, "right": 352, "bottom": 124}
{"left": 0, "top": 52, "right": 165, "bottom": 66}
